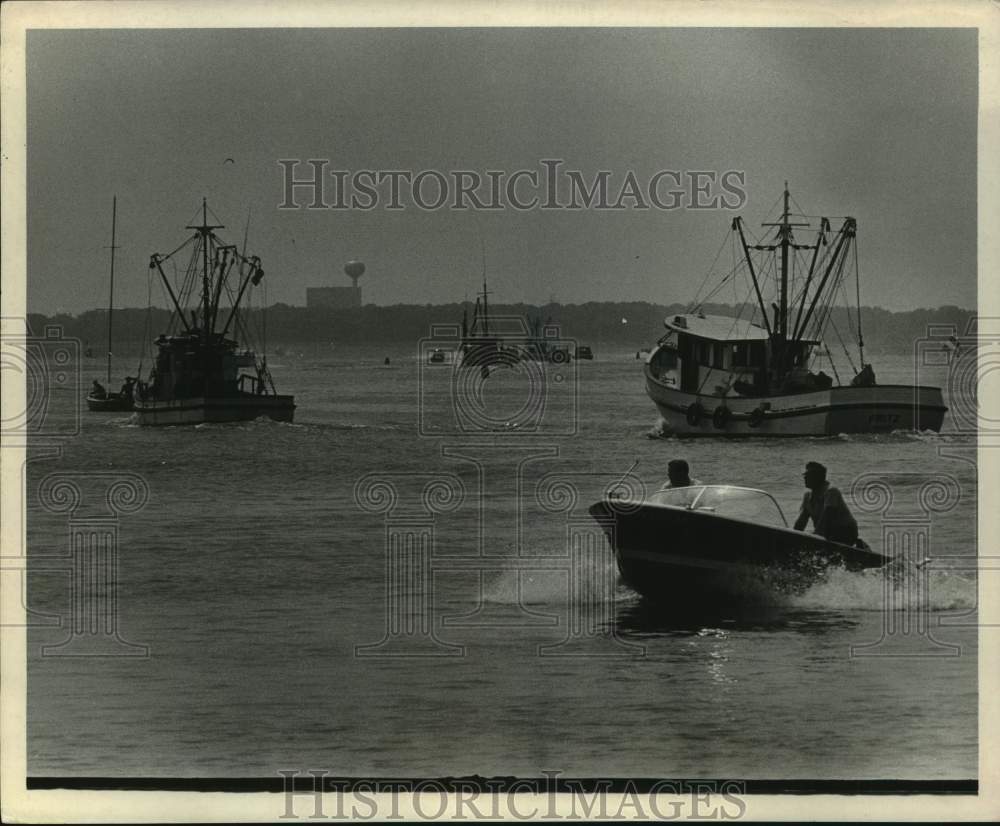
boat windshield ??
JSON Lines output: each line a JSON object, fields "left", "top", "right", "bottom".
{"left": 648, "top": 485, "right": 787, "bottom": 527}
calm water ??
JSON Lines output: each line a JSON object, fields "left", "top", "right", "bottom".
{"left": 26, "top": 344, "right": 977, "bottom": 780}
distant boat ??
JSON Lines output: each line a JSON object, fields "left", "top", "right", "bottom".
{"left": 575, "top": 345, "right": 594, "bottom": 360}
{"left": 459, "top": 278, "right": 503, "bottom": 368}
{"left": 644, "top": 185, "right": 947, "bottom": 435}
{"left": 519, "top": 314, "right": 572, "bottom": 364}
{"left": 86, "top": 196, "right": 136, "bottom": 413}
{"left": 457, "top": 281, "right": 573, "bottom": 367}
{"left": 590, "top": 484, "right": 888, "bottom": 606}
{"left": 133, "top": 199, "right": 295, "bottom": 426}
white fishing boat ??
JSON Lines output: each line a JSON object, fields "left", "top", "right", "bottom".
{"left": 644, "top": 185, "right": 947, "bottom": 436}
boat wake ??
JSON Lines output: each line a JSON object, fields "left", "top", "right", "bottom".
{"left": 477, "top": 553, "right": 975, "bottom": 618}
{"left": 179, "top": 418, "right": 405, "bottom": 432}
{"left": 479, "top": 564, "right": 639, "bottom": 607}
{"left": 646, "top": 417, "right": 963, "bottom": 444}
{"left": 789, "top": 563, "right": 975, "bottom": 612}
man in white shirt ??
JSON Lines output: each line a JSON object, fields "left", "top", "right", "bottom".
{"left": 793, "top": 461, "right": 859, "bottom": 546}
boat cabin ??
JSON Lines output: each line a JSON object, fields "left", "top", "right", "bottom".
{"left": 648, "top": 313, "right": 819, "bottom": 397}
{"left": 145, "top": 332, "right": 260, "bottom": 401}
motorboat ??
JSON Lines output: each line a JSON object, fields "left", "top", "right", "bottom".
{"left": 589, "top": 484, "right": 888, "bottom": 606}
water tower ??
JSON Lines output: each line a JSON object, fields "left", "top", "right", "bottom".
{"left": 305, "top": 259, "right": 366, "bottom": 308}
{"left": 345, "top": 260, "right": 365, "bottom": 290}
{"left": 344, "top": 260, "right": 364, "bottom": 306}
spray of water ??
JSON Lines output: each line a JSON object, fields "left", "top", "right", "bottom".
{"left": 480, "top": 552, "right": 975, "bottom": 614}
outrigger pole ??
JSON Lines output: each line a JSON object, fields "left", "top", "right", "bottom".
{"left": 733, "top": 216, "right": 773, "bottom": 337}
{"left": 219, "top": 256, "right": 264, "bottom": 338}
{"left": 791, "top": 217, "right": 829, "bottom": 341}
{"left": 792, "top": 217, "right": 856, "bottom": 342}
{"left": 150, "top": 254, "right": 194, "bottom": 335}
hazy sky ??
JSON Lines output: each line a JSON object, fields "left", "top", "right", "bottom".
{"left": 26, "top": 27, "right": 977, "bottom": 314}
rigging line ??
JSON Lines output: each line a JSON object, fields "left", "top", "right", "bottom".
{"left": 827, "top": 314, "right": 858, "bottom": 375}
{"left": 687, "top": 230, "right": 732, "bottom": 312}
{"left": 164, "top": 256, "right": 187, "bottom": 337}
{"left": 759, "top": 189, "right": 786, "bottom": 227}
{"left": 139, "top": 266, "right": 154, "bottom": 376}
{"left": 790, "top": 236, "right": 824, "bottom": 307}
{"left": 222, "top": 277, "right": 262, "bottom": 353}
{"left": 795, "top": 237, "right": 841, "bottom": 338}
{"left": 175, "top": 243, "right": 201, "bottom": 313}
{"left": 841, "top": 275, "right": 857, "bottom": 340}
{"left": 207, "top": 203, "right": 227, "bottom": 228}
{"left": 691, "top": 242, "right": 751, "bottom": 308}
{"left": 853, "top": 237, "right": 864, "bottom": 365}
{"left": 809, "top": 251, "right": 851, "bottom": 343}
{"left": 789, "top": 244, "right": 815, "bottom": 311}
{"left": 694, "top": 263, "right": 743, "bottom": 307}
{"left": 155, "top": 234, "right": 198, "bottom": 265}
{"left": 813, "top": 341, "right": 843, "bottom": 387}
{"left": 788, "top": 191, "right": 809, "bottom": 221}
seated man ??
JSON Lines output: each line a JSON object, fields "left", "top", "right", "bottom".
{"left": 120, "top": 376, "right": 136, "bottom": 400}
{"left": 660, "top": 459, "right": 703, "bottom": 489}
{"left": 90, "top": 379, "right": 107, "bottom": 399}
{"left": 793, "top": 461, "right": 859, "bottom": 546}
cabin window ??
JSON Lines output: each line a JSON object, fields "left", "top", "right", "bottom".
{"left": 657, "top": 348, "right": 678, "bottom": 370}
{"left": 731, "top": 342, "right": 749, "bottom": 368}
{"left": 748, "top": 343, "right": 765, "bottom": 367}
{"left": 711, "top": 343, "right": 724, "bottom": 369}
{"left": 697, "top": 340, "right": 710, "bottom": 365}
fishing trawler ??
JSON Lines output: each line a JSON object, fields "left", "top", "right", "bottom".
{"left": 133, "top": 200, "right": 295, "bottom": 426}
{"left": 459, "top": 280, "right": 503, "bottom": 368}
{"left": 644, "top": 185, "right": 947, "bottom": 435}
{"left": 86, "top": 196, "right": 135, "bottom": 412}
{"left": 459, "top": 281, "right": 573, "bottom": 367}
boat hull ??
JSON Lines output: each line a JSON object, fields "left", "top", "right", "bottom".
{"left": 589, "top": 499, "right": 886, "bottom": 607}
{"left": 86, "top": 393, "right": 134, "bottom": 412}
{"left": 645, "top": 366, "right": 947, "bottom": 436}
{"left": 133, "top": 394, "right": 296, "bottom": 426}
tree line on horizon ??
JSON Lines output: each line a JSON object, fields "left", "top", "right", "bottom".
{"left": 26, "top": 301, "right": 974, "bottom": 354}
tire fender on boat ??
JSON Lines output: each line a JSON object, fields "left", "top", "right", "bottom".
{"left": 685, "top": 403, "right": 704, "bottom": 426}
{"left": 712, "top": 405, "right": 731, "bottom": 429}
{"left": 748, "top": 406, "right": 766, "bottom": 428}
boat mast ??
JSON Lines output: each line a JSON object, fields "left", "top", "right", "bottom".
{"left": 479, "top": 238, "right": 490, "bottom": 336}
{"left": 481, "top": 279, "right": 490, "bottom": 336}
{"left": 187, "top": 198, "right": 223, "bottom": 344}
{"left": 105, "top": 195, "right": 118, "bottom": 385}
{"left": 762, "top": 182, "right": 808, "bottom": 341}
